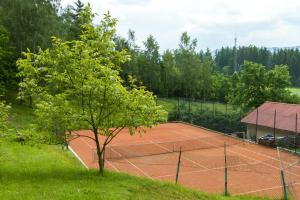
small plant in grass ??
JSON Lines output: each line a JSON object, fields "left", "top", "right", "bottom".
{"left": 17, "top": 4, "right": 167, "bottom": 173}
{"left": 0, "top": 101, "right": 10, "bottom": 135}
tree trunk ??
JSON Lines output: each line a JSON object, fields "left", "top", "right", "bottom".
{"left": 93, "top": 129, "right": 104, "bottom": 174}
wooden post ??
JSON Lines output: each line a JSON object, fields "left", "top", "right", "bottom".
{"left": 177, "top": 97, "right": 180, "bottom": 120}
{"left": 188, "top": 98, "right": 191, "bottom": 122}
{"left": 201, "top": 100, "right": 203, "bottom": 113}
{"left": 224, "top": 143, "right": 228, "bottom": 196}
{"left": 277, "top": 147, "right": 288, "bottom": 200}
{"left": 273, "top": 110, "right": 277, "bottom": 147}
{"left": 212, "top": 102, "right": 215, "bottom": 118}
{"left": 175, "top": 147, "right": 182, "bottom": 184}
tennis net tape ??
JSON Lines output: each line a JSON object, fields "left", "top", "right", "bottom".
{"left": 92, "top": 135, "right": 244, "bottom": 160}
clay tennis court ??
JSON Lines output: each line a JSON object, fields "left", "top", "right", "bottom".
{"left": 69, "top": 122, "right": 300, "bottom": 199}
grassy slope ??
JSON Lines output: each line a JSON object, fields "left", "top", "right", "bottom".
{"left": 289, "top": 87, "right": 300, "bottom": 97}
{"left": 0, "top": 104, "right": 273, "bottom": 200}
{"left": 157, "top": 98, "right": 241, "bottom": 114}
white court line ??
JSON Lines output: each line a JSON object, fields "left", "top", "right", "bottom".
{"left": 109, "top": 148, "right": 153, "bottom": 179}
{"left": 154, "top": 161, "right": 267, "bottom": 179}
{"left": 69, "top": 145, "right": 89, "bottom": 169}
{"left": 234, "top": 143, "right": 300, "bottom": 169}
{"left": 106, "top": 160, "right": 120, "bottom": 172}
{"left": 150, "top": 140, "right": 208, "bottom": 169}
{"left": 234, "top": 182, "right": 300, "bottom": 196}
{"left": 171, "top": 131, "right": 300, "bottom": 180}
{"left": 78, "top": 137, "right": 120, "bottom": 172}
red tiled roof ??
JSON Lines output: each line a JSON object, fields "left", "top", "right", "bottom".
{"left": 241, "top": 101, "right": 300, "bottom": 133}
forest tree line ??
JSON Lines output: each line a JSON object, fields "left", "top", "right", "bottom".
{"left": 0, "top": 0, "right": 299, "bottom": 109}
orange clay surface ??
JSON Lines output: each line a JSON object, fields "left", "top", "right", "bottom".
{"left": 69, "top": 122, "right": 300, "bottom": 198}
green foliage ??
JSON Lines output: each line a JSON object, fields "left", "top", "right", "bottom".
{"left": 227, "top": 61, "right": 296, "bottom": 108}
{"left": 0, "top": 138, "right": 272, "bottom": 200}
{"left": 0, "top": 26, "right": 17, "bottom": 95}
{"left": 17, "top": 5, "right": 167, "bottom": 172}
{"left": 0, "top": 101, "right": 10, "bottom": 134}
{"left": 0, "top": 0, "right": 63, "bottom": 53}
{"left": 138, "top": 35, "right": 162, "bottom": 93}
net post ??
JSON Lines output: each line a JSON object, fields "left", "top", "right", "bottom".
{"left": 243, "top": 131, "right": 246, "bottom": 145}
{"left": 175, "top": 147, "right": 182, "bottom": 184}
{"left": 277, "top": 147, "right": 288, "bottom": 200}
{"left": 224, "top": 142, "right": 228, "bottom": 196}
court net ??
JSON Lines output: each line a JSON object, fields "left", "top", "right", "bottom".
{"left": 92, "top": 134, "right": 245, "bottom": 161}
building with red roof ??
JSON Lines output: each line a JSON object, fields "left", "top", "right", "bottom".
{"left": 241, "top": 101, "right": 300, "bottom": 141}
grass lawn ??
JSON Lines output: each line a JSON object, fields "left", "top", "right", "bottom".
{"left": 289, "top": 87, "right": 300, "bottom": 97}
{"left": 0, "top": 104, "right": 274, "bottom": 200}
{"left": 157, "top": 98, "right": 242, "bottom": 114}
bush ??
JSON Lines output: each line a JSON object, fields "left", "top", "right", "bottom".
{"left": 169, "top": 108, "right": 246, "bottom": 134}
{"left": 0, "top": 101, "right": 10, "bottom": 134}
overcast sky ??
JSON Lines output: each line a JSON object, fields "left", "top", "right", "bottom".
{"left": 61, "top": 0, "right": 300, "bottom": 51}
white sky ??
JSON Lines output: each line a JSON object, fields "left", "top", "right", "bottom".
{"left": 60, "top": 0, "right": 300, "bottom": 51}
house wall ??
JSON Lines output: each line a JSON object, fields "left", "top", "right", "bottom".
{"left": 246, "top": 124, "right": 295, "bottom": 141}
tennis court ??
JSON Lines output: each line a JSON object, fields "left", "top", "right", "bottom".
{"left": 69, "top": 122, "right": 300, "bottom": 199}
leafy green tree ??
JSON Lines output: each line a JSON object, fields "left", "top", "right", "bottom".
{"left": 196, "top": 56, "right": 214, "bottom": 100}
{"left": 17, "top": 5, "right": 167, "bottom": 173}
{"left": 139, "top": 35, "right": 161, "bottom": 93}
{"left": 161, "top": 50, "right": 179, "bottom": 97}
{"left": 227, "top": 61, "right": 268, "bottom": 108}
{"left": 0, "top": 26, "right": 16, "bottom": 95}
{"left": 115, "top": 30, "right": 140, "bottom": 82}
{"left": 61, "top": 0, "right": 86, "bottom": 40}
{"left": 0, "top": 0, "right": 63, "bottom": 53}
{"left": 266, "top": 65, "right": 293, "bottom": 102}
{"left": 227, "top": 61, "right": 295, "bottom": 108}
{"left": 174, "top": 32, "right": 199, "bottom": 98}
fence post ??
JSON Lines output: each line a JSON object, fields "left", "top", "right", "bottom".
{"left": 175, "top": 147, "right": 182, "bottom": 184}
{"left": 224, "top": 142, "right": 228, "bottom": 196}
{"left": 273, "top": 109, "right": 277, "bottom": 147}
{"left": 212, "top": 102, "right": 215, "bottom": 119}
{"left": 177, "top": 97, "right": 180, "bottom": 121}
{"left": 225, "top": 103, "right": 228, "bottom": 116}
{"left": 277, "top": 147, "right": 288, "bottom": 200}
{"left": 200, "top": 100, "right": 203, "bottom": 113}
{"left": 188, "top": 98, "right": 191, "bottom": 122}
{"left": 255, "top": 108, "right": 259, "bottom": 142}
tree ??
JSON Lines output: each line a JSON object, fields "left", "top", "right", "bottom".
{"left": 17, "top": 5, "right": 167, "bottom": 173}
{"left": 227, "top": 61, "right": 295, "bottom": 108}
{"left": 161, "top": 50, "right": 178, "bottom": 97}
{"left": 0, "top": 0, "right": 63, "bottom": 54}
{"left": 139, "top": 35, "right": 161, "bottom": 94}
{"left": 0, "top": 26, "right": 16, "bottom": 95}
{"left": 174, "top": 32, "right": 199, "bottom": 98}
{"left": 266, "top": 65, "right": 293, "bottom": 102}
{"left": 61, "top": 0, "right": 86, "bottom": 40}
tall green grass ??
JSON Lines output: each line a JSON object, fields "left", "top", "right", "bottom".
{"left": 289, "top": 87, "right": 300, "bottom": 97}
{"left": 0, "top": 104, "right": 274, "bottom": 200}
{"left": 157, "top": 98, "right": 242, "bottom": 114}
